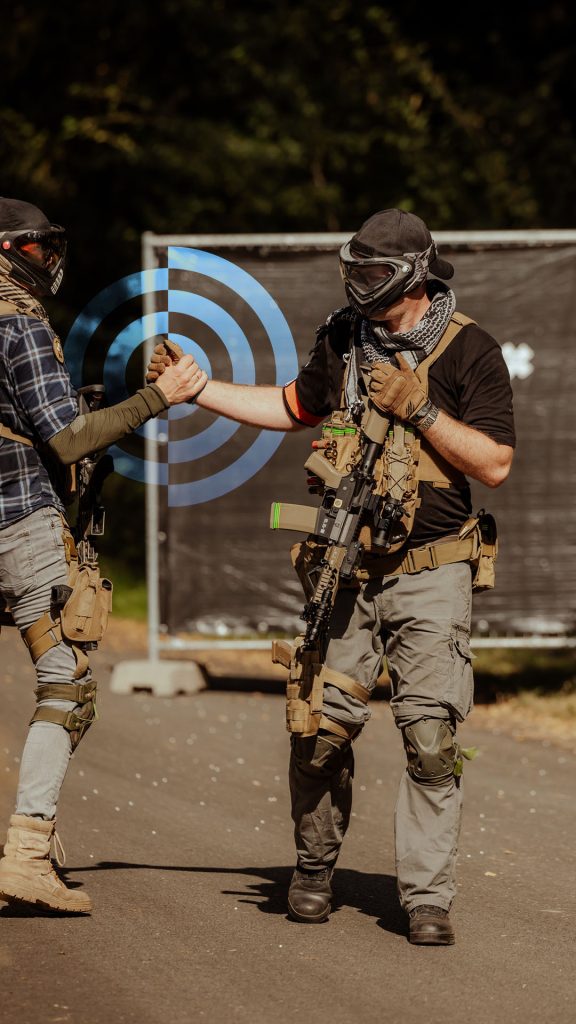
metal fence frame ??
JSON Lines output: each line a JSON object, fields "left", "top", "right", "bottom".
{"left": 141, "top": 230, "right": 576, "bottom": 655}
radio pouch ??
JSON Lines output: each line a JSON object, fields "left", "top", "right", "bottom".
{"left": 471, "top": 510, "right": 498, "bottom": 592}
{"left": 61, "top": 562, "right": 113, "bottom": 642}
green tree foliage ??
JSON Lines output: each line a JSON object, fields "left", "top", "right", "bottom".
{"left": 2, "top": 0, "right": 576, "bottom": 278}
{"left": 1, "top": 1, "right": 575, "bottom": 580}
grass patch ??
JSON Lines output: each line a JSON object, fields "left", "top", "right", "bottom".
{"left": 471, "top": 648, "right": 576, "bottom": 702}
{"left": 98, "top": 557, "right": 147, "bottom": 621}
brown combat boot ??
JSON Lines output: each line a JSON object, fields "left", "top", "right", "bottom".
{"left": 409, "top": 904, "right": 455, "bottom": 945}
{"left": 287, "top": 866, "right": 333, "bottom": 923}
{"left": 0, "top": 814, "right": 91, "bottom": 914}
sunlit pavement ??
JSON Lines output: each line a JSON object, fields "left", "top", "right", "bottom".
{"left": 0, "top": 627, "right": 574, "bottom": 1024}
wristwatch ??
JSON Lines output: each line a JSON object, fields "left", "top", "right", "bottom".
{"left": 410, "top": 398, "right": 440, "bottom": 432}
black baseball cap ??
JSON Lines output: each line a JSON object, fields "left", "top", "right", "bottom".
{"left": 0, "top": 197, "right": 54, "bottom": 232}
{"left": 350, "top": 208, "right": 454, "bottom": 280}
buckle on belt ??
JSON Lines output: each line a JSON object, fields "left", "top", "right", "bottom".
{"left": 405, "top": 546, "right": 438, "bottom": 573}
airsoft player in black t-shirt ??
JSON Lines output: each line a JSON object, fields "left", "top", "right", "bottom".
{"left": 147, "top": 208, "right": 515, "bottom": 946}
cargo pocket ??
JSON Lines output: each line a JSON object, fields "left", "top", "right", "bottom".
{"left": 446, "top": 621, "right": 475, "bottom": 722}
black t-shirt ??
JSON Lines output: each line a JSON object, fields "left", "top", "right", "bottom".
{"left": 285, "top": 313, "right": 516, "bottom": 548}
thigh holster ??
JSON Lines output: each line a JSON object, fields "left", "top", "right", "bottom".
{"left": 272, "top": 637, "right": 368, "bottom": 740}
{"left": 21, "top": 532, "right": 112, "bottom": 681}
{"left": 402, "top": 718, "right": 457, "bottom": 786}
{"left": 30, "top": 680, "right": 98, "bottom": 750}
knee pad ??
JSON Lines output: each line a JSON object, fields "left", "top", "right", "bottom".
{"left": 291, "top": 731, "right": 354, "bottom": 780}
{"left": 402, "top": 718, "right": 456, "bottom": 786}
{"left": 30, "top": 681, "right": 98, "bottom": 751}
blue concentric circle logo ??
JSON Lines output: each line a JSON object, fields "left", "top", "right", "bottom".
{"left": 65, "top": 247, "right": 298, "bottom": 506}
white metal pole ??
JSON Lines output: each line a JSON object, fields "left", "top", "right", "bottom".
{"left": 142, "top": 232, "right": 161, "bottom": 663}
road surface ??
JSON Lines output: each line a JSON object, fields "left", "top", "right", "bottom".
{"left": 0, "top": 624, "right": 574, "bottom": 1024}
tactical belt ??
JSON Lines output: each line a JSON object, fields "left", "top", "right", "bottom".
{"left": 356, "top": 529, "right": 480, "bottom": 580}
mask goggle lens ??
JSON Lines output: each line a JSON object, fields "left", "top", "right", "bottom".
{"left": 344, "top": 261, "right": 397, "bottom": 290}
{"left": 13, "top": 229, "right": 66, "bottom": 270}
{"left": 340, "top": 244, "right": 412, "bottom": 294}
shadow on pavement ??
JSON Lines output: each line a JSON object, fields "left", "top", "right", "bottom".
{"left": 65, "top": 861, "right": 406, "bottom": 935}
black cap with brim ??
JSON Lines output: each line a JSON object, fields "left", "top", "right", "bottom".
{"left": 350, "top": 208, "right": 454, "bottom": 280}
{"left": 0, "top": 197, "right": 52, "bottom": 232}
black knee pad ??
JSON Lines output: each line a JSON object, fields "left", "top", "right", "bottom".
{"left": 402, "top": 718, "right": 456, "bottom": 786}
{"left": 291, "top": 731, "right": 353, "bottom": 779}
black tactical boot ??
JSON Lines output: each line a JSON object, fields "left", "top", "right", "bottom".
{"left": 287, "top": 866, "right": 333, "bottom": 923}
{"left": 409, "top": 904, "right": 455, "bottom": 945}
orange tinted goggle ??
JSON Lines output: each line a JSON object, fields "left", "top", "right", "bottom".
{"left": 5, "top": 228, "right": 66, "bottom": 269}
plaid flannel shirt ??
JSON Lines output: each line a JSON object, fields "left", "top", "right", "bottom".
{"left": 0, "top": 313, "right": 78, "bottom": 526}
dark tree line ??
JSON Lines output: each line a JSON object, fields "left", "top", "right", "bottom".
{"left": 1, "top": 0, "right": 575, "bottom": 576}
{"left": 2, "top": 0, "right": 576, "bottom": 312}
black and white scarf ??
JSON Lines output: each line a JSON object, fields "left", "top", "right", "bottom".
{"left": 0, "top": 273, "right": 51, "bottom": 325}
{"left": 344, "top": 283, "right": 456, "bottom": 416}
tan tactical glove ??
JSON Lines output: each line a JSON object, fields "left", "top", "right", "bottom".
{"left": 145, "top": 338, "right": 184, "bottom": 383}
{"left": 368, "top": 353, "right": 437, "bottom": 429}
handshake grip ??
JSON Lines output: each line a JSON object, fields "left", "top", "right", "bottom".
{"left": 145, "top": 338, "right": 205, "bottom": 406}
{"left": 145, "top": 338, "right": 185, "bottom": 383}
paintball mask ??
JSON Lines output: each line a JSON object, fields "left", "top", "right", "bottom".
{"left": 0, "top": 198, "right": 67, "bottom": 297}
{"left": 339, "top": 209, "right": 454, "bottom": 317}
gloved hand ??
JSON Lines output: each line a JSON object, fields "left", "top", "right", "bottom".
{"left": 145, "top": 338, "right": 184, "bottom": 383}
{"left": 368, "top": 353, "right": 429, "bottom": 423}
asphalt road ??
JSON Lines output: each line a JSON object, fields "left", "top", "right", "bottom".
{"left": 0, "top": 626, "right": 574, "bottom": 1024}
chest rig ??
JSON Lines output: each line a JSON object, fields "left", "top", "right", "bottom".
{"left": 304, "top": 311, "right": 473, "bottom": 554}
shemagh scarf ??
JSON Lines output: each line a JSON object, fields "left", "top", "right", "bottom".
{"left": 344, "top": 283, "right": 456, "bottom": 416}
{"left": 0, "top": 273, "right": 51, "bottom": 325}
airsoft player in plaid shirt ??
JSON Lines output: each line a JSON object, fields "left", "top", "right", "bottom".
{"left": 0, "top": 197, "right": 207, "bottom": 914}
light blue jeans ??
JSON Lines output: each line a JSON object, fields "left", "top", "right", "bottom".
{"left": 0, "top": 505, "right": 91, "bottom": 820}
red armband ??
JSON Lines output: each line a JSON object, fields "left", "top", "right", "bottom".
{"left": 282, "top": 380, "right": 324, "bottom": 428}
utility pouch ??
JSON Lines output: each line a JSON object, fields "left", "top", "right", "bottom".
{"left": 461, "top": 510, "right": 498, "bottom": 592}
{"left": 273, "top": 636, "right": 324, "bottom": 737}
{"left": 60, "top": 562, "right": 113, "bottom": 642}
{"left": 271, "top": 637, "right": 367, "bottom": 739}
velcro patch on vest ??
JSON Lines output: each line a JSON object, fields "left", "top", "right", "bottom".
{"left": 52, "top": 336, "right": 65, "bottom": 363}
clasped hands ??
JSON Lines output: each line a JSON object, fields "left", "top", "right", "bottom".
{"left": 146, "top": 339, "right": 208, "bottom": 405}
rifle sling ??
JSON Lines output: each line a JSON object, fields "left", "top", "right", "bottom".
{"left": 0, "top": 422, "right": 34, "bottom": 446}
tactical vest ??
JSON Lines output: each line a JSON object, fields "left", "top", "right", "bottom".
{"left": 304, "top": 311, "right": 473, "bottom": 553}
{"left": 271, "top": 310, "right": 498, "bottom": 591}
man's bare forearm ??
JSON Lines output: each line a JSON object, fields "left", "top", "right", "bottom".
{"left": 424, "top": 411, "right": 514, "bottom": 488}
{"left": 195, "top": 380, "right": 302, "bottom": 431}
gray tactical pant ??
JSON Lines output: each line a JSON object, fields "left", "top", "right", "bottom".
{"left": 290, "top": 561, "right": 474, "bottom": 912}
{"left": 0, "top": 506, "right": 91, "bottom": 820}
